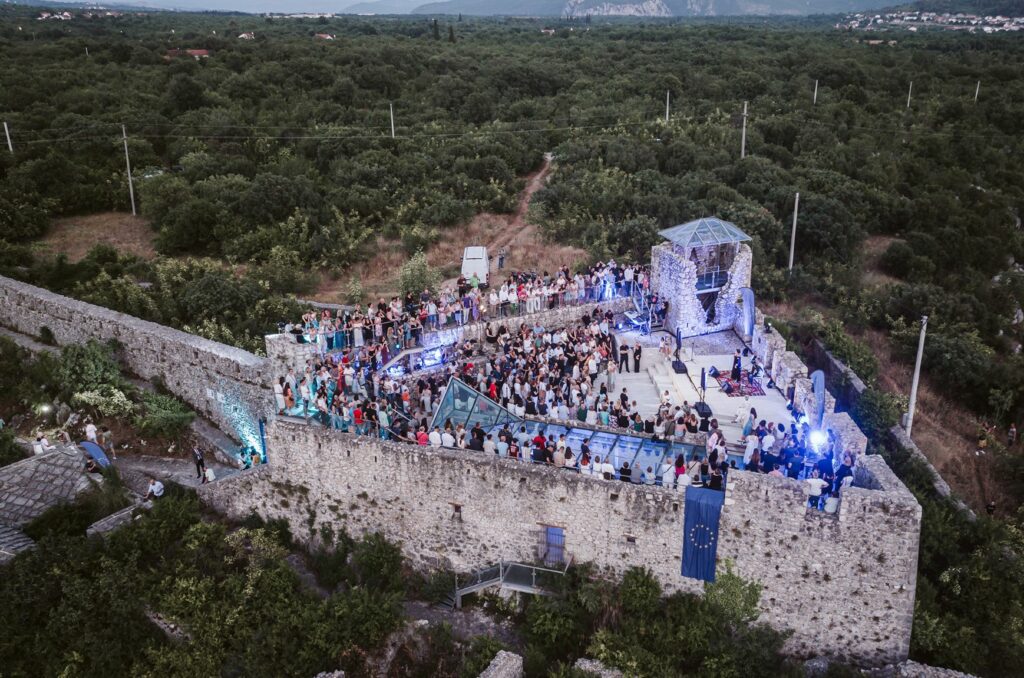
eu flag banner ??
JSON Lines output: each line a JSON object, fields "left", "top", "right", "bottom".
{"left": 682, "top": 487, "right": 725, "bottom": 583}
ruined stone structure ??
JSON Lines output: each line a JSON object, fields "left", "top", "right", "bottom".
{"left": 0, "top": 260, "right": 921, "bottom": 667}
{"left": 651, "top": 218, "right": 753, "bottom": 338}
{"left": 199, "top": 418, "right": 920, "bottom": 667}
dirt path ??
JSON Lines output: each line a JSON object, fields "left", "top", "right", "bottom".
{"left": 40, "top": 212, "right": 156, "bottom": 262}
{"left": 314, "top": 154, "right": 587, "bottom": 303}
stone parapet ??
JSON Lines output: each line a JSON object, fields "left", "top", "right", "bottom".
{"left": 198, "top": 419, "right": 920, "bottom": 668}
{"left": 0, "top": 275, "right": 270, "bottom": 442}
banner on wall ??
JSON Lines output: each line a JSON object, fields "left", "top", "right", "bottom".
{"left": 681, "top": 487, "right": 724, "bottom": 583}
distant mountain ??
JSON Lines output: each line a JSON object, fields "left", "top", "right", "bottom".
{"left": 408, "top": 0, "right": 902, "bottom": 17}
{"left": 343, "top": 0, "right": 427, "bottom": 13}
{"left": 906, "top": 0, "right": 1024, "bottom": 13}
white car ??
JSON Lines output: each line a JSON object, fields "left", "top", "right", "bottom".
{"left": 461, "top": 246, "right": 489, "bottom": 288}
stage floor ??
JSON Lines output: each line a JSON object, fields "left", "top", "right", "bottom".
{"left": 613, "top": 329, "right": 797, "bottom": 449}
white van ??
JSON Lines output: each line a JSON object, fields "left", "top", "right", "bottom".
{"left": 461, "top": 246, "right": 489, "bottom": 288}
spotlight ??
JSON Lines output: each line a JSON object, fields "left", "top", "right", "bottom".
{"left": 39, "top": 404, "right": 52, "bottom": 414}
{"left": 809, "top": 430, "right": 827, "bottom": 450}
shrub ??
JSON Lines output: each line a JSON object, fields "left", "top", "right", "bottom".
{"left": 134, "top": 391, "right": 195, "bottom": 438}
{"left": 853, "top": 387, "right": 905, "bottom": 441}
{"left": 0, "top": 429, "right": 26, "bottom": 468}
{"left": 460, "top": 636, "right": 507, "bottom": 677}
{"left": 72, "top": 386, "right": 135, "bottom": 418}
{"left": 351, "top": 532, "right": 405, "bottom": 594}
{"left": 57, "top": 340, "right": 123, "bottom": 398}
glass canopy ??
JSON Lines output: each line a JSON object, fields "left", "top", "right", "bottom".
{"left": 659, "top": 217, "right": 752, "bottom": 250}
{"left": 430, "top": 378, "right": 702, "bottom": 484}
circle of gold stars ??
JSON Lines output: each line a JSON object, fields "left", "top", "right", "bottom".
{"left": 689, "top": 523, "right": 717, "bottom": 550}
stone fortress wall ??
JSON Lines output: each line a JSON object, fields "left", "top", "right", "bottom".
{"left": 0, "top": 273, "right": 920, "bottom": 667}
{"left": 199, "top": 418, "right": 920, "bottom": 668}
{"left": 0, "top": 276, "right": 272, "bottom": 442}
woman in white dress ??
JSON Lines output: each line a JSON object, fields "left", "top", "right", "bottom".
{"left": 274, "top": 377, "right": 287, "bottom": 414}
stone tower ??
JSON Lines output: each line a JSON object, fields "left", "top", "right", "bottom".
{"left": 651, "top": 217, "right": 753, "bottom": 339}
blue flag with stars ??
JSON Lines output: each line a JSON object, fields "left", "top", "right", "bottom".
{"left": 682, "top": 487, "right": 724, "bottom": 582}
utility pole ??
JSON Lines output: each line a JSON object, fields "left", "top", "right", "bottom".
{"left": 788, "top": 192, "right": 800, "bottom": 271}
{"left": 905, "top": 315, "right": 928, "bottom": 439}
{"left": 813, "top": 79, "right": 818, "bottom": 105}
{"left": 3, "top": 122, "right": 12, "bottom": 154}
{"left": 740, "top": 101, "right": 748, "bottom": 159}
{"left": 389, "top": 103, "right": 395, "bottom": 139}
{"left": 974, "top": 80, "right": 980, "bottom": 103}
{"left": 121, "top": 124, "right": 136, "bottom": 216}
{"left": 906, "top": 81, "right": 913, "bottom": 109}
{"left": 665, "top": 90, "right": 670, "bottom": 124}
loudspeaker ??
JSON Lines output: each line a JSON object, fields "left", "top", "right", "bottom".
{"left": 695, "top": 402, "right": 713, "bottom": 418}
{"left": 708, "top": 366, "right": 720, "bottom": 378}
{"left": 672, "top": 360, "right": 687, "bottom": 375}
{"left": 742, "top": 347, "right": 751, "bottom": 356}
{"left": 722, "top": 382, "right": 733, "bottom": 394}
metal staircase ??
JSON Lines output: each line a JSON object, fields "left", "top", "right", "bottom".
{"left": 626, "top": 284, "right": 662, "bottom": 335}
{"left": 442, "top": 559, "right": 572, "bottom": 609}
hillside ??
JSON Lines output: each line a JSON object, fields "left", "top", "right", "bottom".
{"left": 406, "top": 0, "right": 898, "bottom": 16}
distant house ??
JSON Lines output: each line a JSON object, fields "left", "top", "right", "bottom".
{"left": 238, "top": 32, "right": 255, "bottom": 40}
{"left": 540, "top": 28, "right": 555, "bottom": 35}
{"left": 314, "top": 33, "right": 336, "bottom": 40}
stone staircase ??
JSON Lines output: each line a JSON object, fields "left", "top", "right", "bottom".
{"left": 615, "top": 364, "right": 663, "bottom": 419}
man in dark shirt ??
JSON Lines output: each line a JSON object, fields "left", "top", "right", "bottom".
{"left": 633, "top": 344, "right": 642, "bottom": 373}
{"left": 618, "top": 342, "right": 630, "bottom": 373}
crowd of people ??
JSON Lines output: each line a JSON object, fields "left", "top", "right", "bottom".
{"left": 273, "top": 264, "right": 857, "bottom": 505}
{"left": 729, "top": 405, "right": 857, "bottom": 509}
{"left": 278, "top": 260, "right": 650, "bottom": 365}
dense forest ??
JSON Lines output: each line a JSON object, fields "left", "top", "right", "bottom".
{"left": 2, "top": 8, "right": 1024, "bottom": 420}
{"left": 2, "top": 6, "right": 1024, "bottom": 676}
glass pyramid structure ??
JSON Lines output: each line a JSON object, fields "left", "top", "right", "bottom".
{"left": 658, "top": 217, "right": 752, "bottom": 250}
{"left": 429, "top": 378, "right": 713, "bottom": 483}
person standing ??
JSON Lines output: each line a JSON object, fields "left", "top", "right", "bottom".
{"left": 1008, "top": 423, "right": 1017, "bottom": 447}
{"left": 100, "top": 426, "right": 116, "bottom": 461}
{"left": 633, "top": 343, "right": 642, "bottom": 373}
{"left": 192, "top": 447, "right": 206, "bottom": 480}
{"left": 618, "top": 342, "right": 630, "bottom": 373}
{"left": 730, "top": 349, "right": 742, "bottom": 383}
{"left": 606, "top": 358, "right": 617, "bottom": 390}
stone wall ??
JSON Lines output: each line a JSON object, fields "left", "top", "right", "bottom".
{"left": 0, "top": 276, "right": 271, "bottom": 443}
{"left": 198, "top": 419, "right": 920, "bottom": 668}
{"left": 478, "top": 650, "right": 524, "bottom": 678}
{"left": 652, "top": 243, "right": 752, "bottom": 339}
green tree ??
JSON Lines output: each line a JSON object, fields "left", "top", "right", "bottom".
{"left": 399, "top": 250, "right": 441, "bottom": 298}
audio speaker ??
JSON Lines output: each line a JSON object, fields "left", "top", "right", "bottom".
{"left": 722, "top": 382, "right": 733, "bottom": 394}
{"left": 708, "top": 366, "right": 720, "bottom": 378}
{"left": 672, "top": 360, "right": 687, "bottom": 375}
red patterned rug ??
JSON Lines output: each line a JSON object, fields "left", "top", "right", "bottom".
{"left": 715, "top": 371, "right": 765, "bottom": 397}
